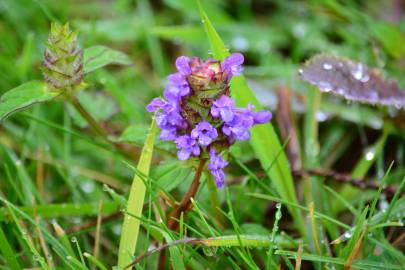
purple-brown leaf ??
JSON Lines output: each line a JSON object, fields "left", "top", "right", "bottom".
{"left": 299, "top": 54, "right": 405, "bottom": 109}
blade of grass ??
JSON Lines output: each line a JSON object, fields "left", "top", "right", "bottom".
{"left": 276, "top": 250, "right": 403, "bottom": 270}
{"left": 196, "top": 0, "right": 304, "bottom": 237}
{"left": 0, "top": 225, "right": 22, "bottom": 269}
{"left": 117, "top": 117, "right": 157, "bottom": 268}
{"left": 382, "top": 176, "right": 405, "bottom": 223}
{"left": 334, "top": 126, "right": 389, "bottom": 213}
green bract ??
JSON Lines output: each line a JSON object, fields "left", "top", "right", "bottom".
{"left": 42, "top": 22, "right": 85, "bottom": 94}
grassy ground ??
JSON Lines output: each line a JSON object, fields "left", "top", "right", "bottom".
{"left": 0, "top": 0, "right": 404, "bottom": 269}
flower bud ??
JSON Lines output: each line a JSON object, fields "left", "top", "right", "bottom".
{"left": 42, "top": 23, "right": 84, "bottom": 92}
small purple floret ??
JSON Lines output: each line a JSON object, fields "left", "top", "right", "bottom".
{"left": 222, "top": 53, "right": 244, "bottom": 79}
{"left": 175, "top": 135, "right": 200, "bottom": 160}
{"left": 175, "top": 56, "right": 191, "bottom": 75}
{"left": 208, "top": 149, "right": 228, "bottom": 188}
{"left": 211, "top": 95, "right": 235, "bottom": 122}
{"left": 191, "top": 121, "right": 218, "bottom": 146}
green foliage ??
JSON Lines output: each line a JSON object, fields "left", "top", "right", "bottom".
{"left": 0, "top": 81, "right": 59, "bottom": 121}
{"left": 0, "top": 0, "right": 404, "bottom": 269}
{"left": 118, "top": 118, "right": 157, "bottom": 268}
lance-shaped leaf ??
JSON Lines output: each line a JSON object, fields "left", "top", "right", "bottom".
{"left": 84, "top": 45, "right": 133, "bottom": 74}
{"left": 0, "top": 81, "right": 61, "bottom": 121}
{"left": 299, "top": 54, "right": 405, "bottom": 109}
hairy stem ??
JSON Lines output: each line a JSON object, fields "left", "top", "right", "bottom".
{"left": 166, "top": 159, "right": 207, "bottom": 230}
{"left": 69, "top": 97, "right": 109, "bottom": 140}
{"left": 157, "top": 159, "right": 206, "bottom": 270}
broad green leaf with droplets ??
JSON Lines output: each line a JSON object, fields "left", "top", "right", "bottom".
{"left": 0, "top": 81, "right": 60, "bottom": 121}
{"left": 117, "top": 118, "right": 157, "bottom": 268}
{"left": 83, "top": 45, "right": 132, "bottom": 74}
{"left": 196, "top": 0, "right": 305, "bottom": 235}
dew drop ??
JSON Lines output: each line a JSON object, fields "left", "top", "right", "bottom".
{"left": 112, "top": 224, "right": 122, "bottom": 235}
{"left": 351, "top": 63, "right": 364, "bottom": 80}
{"left": 318, "top": 81, "right": 332, "bottom": 92}
{"left": 80, "top": 181, "right": 94, "bottom": 193}
{"left": 344, "top": 231, "right": 352, "bottom": 239}
{"left": 379, "top": 199, "right": 389, "bottom": 212}
{"left": 316, "top": 111, "right": 329, "bottom": 122}
{"left": 71, "top": 237, "right": 77, "bottom": 243}
{"left": 365, "top": 149, "right": 375, "bottom": 161}
{"left": 298, "top": 68, "right": 303, "bottom": 75}
{"left": 360, "top": 74, "right": 370, "bottom": 83}
{"left": 276, "top": 203, "right": 281, "bottom": 209}
{"left": 323, "top": 63, "right": 333, "bottom": 70}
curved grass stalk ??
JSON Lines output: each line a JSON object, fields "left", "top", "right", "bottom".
{"left": 117, "top": 117, "right": 157, "bottom": 268}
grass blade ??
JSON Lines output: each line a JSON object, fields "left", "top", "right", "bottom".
{"left": 117, "top": 117, "right": 157, "bottom": 268}
{"left": 196, "top": 0, "right": 304, "bottom": 235}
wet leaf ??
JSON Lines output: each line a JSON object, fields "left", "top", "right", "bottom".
{"left": 0, "top": 81, "right": 61, "bottom": 121}
{"left": 83, "top": 45, "right": 132, "bottom": 74}
{"left": 299, "top": 54, "right": 405, "bottom": 109}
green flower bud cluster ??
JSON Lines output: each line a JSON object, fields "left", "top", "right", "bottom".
{"left": 42, "top": 23, "right": 84, "bottom": 93}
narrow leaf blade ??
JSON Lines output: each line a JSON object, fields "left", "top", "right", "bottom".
{"left": 117, "top": 118, "right": 157, "bottom": 268}
{"left": 197, "top": 0, "right": 304, "bottom": 235}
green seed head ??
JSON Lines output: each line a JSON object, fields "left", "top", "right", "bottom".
{"left": 42, "top": 22, "right": 84, "bottom": 92}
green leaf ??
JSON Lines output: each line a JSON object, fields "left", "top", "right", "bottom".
{"left": 196, "top": 0, "right": 305, "bottom": 235}
{"left": 369, "top": 21, "right": 405, "bottom": 59}
{"left": 0, "top": 81, "right": 60, "bottom": 121}
{"left": 117, "top": 117, "right": 157, "bottom": 268}
{"left": 83, "top": 45, "right": 132, "bottom": 74}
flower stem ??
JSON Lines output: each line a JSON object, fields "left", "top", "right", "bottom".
{"left": 69, "top": 97, "right": 109, "bottom": 140}
{"left": 157, "top": 159, "right": 206, "bottom": 270}
{"left": 166, "top": 159, "right": 207, "bottom": 230}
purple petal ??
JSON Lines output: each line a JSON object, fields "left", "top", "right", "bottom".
{"left": 146, "top": 98, "right": 165, "bottom": 112}
{"left": 198, "top": 135, "right": 212, "bottom": 146}
{"left": 210, "top": 107, "right": 220, "bottom": 118}
{"left": 177, "top": 148, "right": 191, "bottom": 160}
{"left": 222, "top": 53, "right": 244, "bottom": 77}
{"left": 175, "top": 56, "right": 191, "bottom": 75}
{"left": 192, "top": 146, "right": 200, "bottom": 156}
{"left": 212, "top": 169, "right": 225, "bottom": 188}
{"left": 253, "top": 111, "right": 272, "bottom": 124}
{"left": 220, "top": 108, "right": 234, "bottom": 122}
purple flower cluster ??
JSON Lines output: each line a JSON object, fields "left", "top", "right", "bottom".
{"left": 147, "top": 53, "right": 272, "bottom": 187}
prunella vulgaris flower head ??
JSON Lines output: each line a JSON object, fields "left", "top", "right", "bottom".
{"left": 147, "top": 53, "right": 272, "bottom": 187}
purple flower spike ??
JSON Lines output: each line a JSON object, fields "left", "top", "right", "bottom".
{"left": 175, "top": 135, "right": 200, "bottom": 160}
{"left": 211, "top": 95, "right": 236, "bottom": 122}
{"left": 208, "top": 149, "right": 228, "bottom": 188}
{"left": 222, "top": 53, "right": 244, "bottom": 78}
{"left": 191, "top": 121, "right": 218, "bottom": 146}
{"left": 175, "top": 56, "right": 191, "bottom": 75}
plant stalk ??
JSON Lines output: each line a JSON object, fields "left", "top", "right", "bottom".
{"left": 157, "top": 159, "right": 206, "bottom": 270}
{"left": 69, "top": 97, "right": 109, "bottom": 140}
